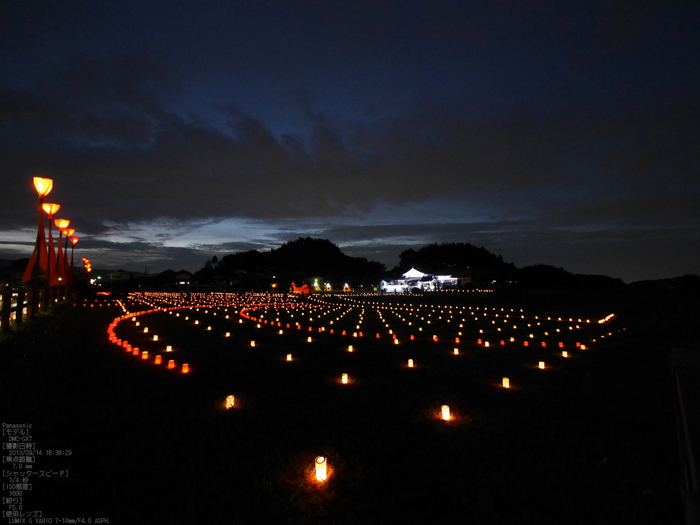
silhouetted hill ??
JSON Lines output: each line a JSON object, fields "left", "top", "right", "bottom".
{"left": 516, "top": 264, "right": 625, "bottom": 291}
{"left": 395, "top": 242, "right": 517, "bottom": 283}
{"left": 195, "top": 237, "right": 385, "bottom": 288}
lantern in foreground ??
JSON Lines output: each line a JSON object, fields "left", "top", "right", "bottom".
{"left": 347, "top": 345, "right": 353, "bottom": 352}
{"left": 315, "top": 456, "right": 327, "bottom": 481}
{"left": 453, "top": 348, "right": 459, "bottom": 355}
{"left": 408, "top": 358, "right": 414, "bottom": 368}
{"left": 182, "top": 363, "right": 189, "bottom": 374}
{"left": 341, "top": 373, "right": 348, "bottom": 384}
{"left": 562, "top": 351, "right": 568, "bottom": 358}
{"left": 153, "top": 335, "right": 158, "bottom": 341}
{"left": 538, "top": 361, "right": 545, "bottom": 369}
{"left": 287, "top": 354, "right": 292, "bottom": 361}
{"left": 33, "top": 177, "right": 53, "bottom": 198}
{"left": 441, "top": 405, "right": 451, "bottom": 421}
{"left": 502, "top": 377, "right": 510, "bottom": 388}
{"left": 250, "top": 341, "right": 256, "bottom": 347}
{"left": 225, "top": 395, "right": 235, "bottom": 409}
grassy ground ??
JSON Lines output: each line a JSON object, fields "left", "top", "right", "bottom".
{"left": 1, "top": 289, "right": 694, "bottom": 524}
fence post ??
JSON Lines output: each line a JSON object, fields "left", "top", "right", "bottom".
{"left": 15, "top": 288, "right": 25, "bottom": 325}
{"left": 0, "top": 287, "right": 11, "bottom": 330}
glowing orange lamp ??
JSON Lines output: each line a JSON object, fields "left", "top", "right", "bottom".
{"left": 315, "top": 456, "right": 327, "bottom": 481}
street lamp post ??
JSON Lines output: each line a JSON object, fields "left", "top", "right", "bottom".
{"left": 22, "top": 177, "right": 53, "bottom": 283}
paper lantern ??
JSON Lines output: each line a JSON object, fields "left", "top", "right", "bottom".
{"left": 153, "top": 335, "right": 158, "bottom": 341}
{"left": 141, "top": 351, "right": 149, "bottom": 360}
{"left": 167, "top": 360, "right": 175, "bottom": 369}
{"left": 341, "top": 373, "right": 348, "bottom": 384}
{"left": 315, "top": 456, "right": 327, "bottom": 481}
{"left": 166, "top": 345, "right": 172, "bottom": 352}
{"left": 441, "top": 405, "right": 451, "bottom": 421}
{"left": 143, "top": 327, "right": 149, "bottom": 333}
{"left": 225, "top": 395, "right": 235, "bottom": 409}
{"left": 408, "top": 358, "right": 414, "bottom": 367}
{"left": 394, "top": 339, "right": 399, "bottom": 345}
{"left": 562, "top": 351, "right": 568, "bottom": 358}
{"left": 155, "top": 355, "right": 162, "bottom": 365}
{"left": 33, "top": 176, "right": 53, "bottom": 198}
{"left": 182, "top": 363, "right": 189, "bottom": 374}
{"left": 538, "top": 361, "right": 545, "bottom": 369}
{"left": 502, "top": 377, "right": 510, "bottom": 388}
{"left": 207, "top": 326, "right": 212, "bottom": 331}
{"left": 250, "top": 341, "right": 256, "bottom": 347}
{"left": 347, "top": 345, "right": 353, "bottom": 352}
{"left": 453, "top": 348, "right": 459, "bottom": 355}
{"left": 307, "top": 336, "right": 312, "bottom": 343}
{"left": 287, "top": 354, "right": 292, "bottom": 361}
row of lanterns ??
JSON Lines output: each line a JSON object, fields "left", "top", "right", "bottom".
{"left": 23, "top": 176, "right": 82, "bottom": 285}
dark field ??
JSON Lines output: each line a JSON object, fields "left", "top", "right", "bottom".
{"left": 2, "top": 288, "right": 696, "bottom": 524}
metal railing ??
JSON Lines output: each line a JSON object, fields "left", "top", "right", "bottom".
{"left": 0, "top": 285, "right": 69, "bottom": 330}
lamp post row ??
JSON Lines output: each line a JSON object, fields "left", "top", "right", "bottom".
{"left": 22, "top": 176, "right": 88, "bottom": 286}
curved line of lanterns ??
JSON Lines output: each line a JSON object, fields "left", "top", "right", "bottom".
{"left": 23, "top": 176, "right": 90, "bottom": 285}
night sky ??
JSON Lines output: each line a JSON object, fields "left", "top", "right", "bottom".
{"left": 1, "top": 1, "right": 699, "bottom": 282}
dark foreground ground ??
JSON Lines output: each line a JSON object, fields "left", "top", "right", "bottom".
{"left": 1, "top": 287, "right": 697, "bottom": 524}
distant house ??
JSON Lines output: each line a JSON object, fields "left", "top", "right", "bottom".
{"left": 381, "top": 267, "right": 471, "bottom": 292}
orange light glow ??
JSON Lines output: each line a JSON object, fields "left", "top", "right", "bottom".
{"left": 502, "top": 377, "right": 510, "bottom": 388}
{"left": 141, "top": 351, "right": 149, "bottom": 360}
{"left": 225, "top": 395, "right": 235, "bottom": 409}
{"left": 155, "top": 355, "right": 162, "bottom": 365}
{"left": 408, "top": 358, "right": 414, "bottom": 367}
{"left": 33, "top": 177, "right": 53, "bottom": 198}
{"left": 62, "top": 228, "right": 75, "bottom": 237}
{"left": 42, "top": 202, "right": 60, "bottom": 216}
{"left": 287, "top": 354, "right": 292, "bottom": 361}
{"left": 167, "top": 360, "right": 175, "bottom": 369}
{"left": 538, "top": 361, "right": 545, "bottom": 369}
{"left": 182, "top": 363, "right": 189, "bottom": 374}
{"left": 54, "top": 218, "right": 70, "bottom": 230}
{"left": 69, "top": 236, "right": 79, "bottom": 245}
{"left": 341, "top": 373, "right": 348, "bottom": 384}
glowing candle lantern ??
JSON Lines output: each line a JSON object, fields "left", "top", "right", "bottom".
{"left": 581, "top": 344, "right": 587, "bottom": 350}
{"left": 341, "top": 373, "right": 348, "bottom": 384}
{"left": 453, "top": 348, "right": 459, "bottom": 355}
{"left": 347, "top": 345, "right": 353, "bottom": 352}
{"left": 182, "top": 363, "right": 189, "bottom": 374}
{"left": 562, "top": 351, "right": 568, "bottom": 358}
{"left": 524, "top": 341, "right": 529, "bottom": 347}
{"left": 141, "top": 351, "right": 149, "bottom": 360}
{"left": 538, "top": 361, "right": 545, "bottom": 369}
{"left": 455, "top": 337, "right": 460, "bottom": 343}
{"left": 433, "top": 335, "right": 438, "bottom": 342}
{"left": 408, "top": 359, "right": 414, "bottom": 367}
{"left": 132, "top": 347, "right": 139, "bottom": 355}
{"left": 287, "top": 354, "right": 292, "bottom": 361}
{"left": 155, "top": 355, "right": 162, "bottom": 365}
{"left": 153, "top": 335, "right": 158, "bottom": 341}
{"left": 394, "top": 339, "right": 399, "bottom": 345}
{"left": 207, "top": 326, "right": 212, "bottom": 331}
{"left": 559, "top": 342, "right": 564, "bottom": 348}
{"left": 225, "top": 332, "right": 231, "bottom": 337}
{"left": 315, "top": 456, "right": 327, "bottom": 481}
{"left": 307, "top": 336, "right": 312, "bottom": 343}
{"left": 135, "top": 322, "right": 140, "bottom": 326}
{"left": 143, "top": 327, "right": 149, "bottom": 333}
{"left": 239, "top": 319, "right": 243, "bottom": 324}
{"left": 484, "top": 341, "right": 490, "bottom": 347}
{"left": 502, "top": 377, "right": 510, "bottom": 388}
{"left": 167, "top": 360, "right": 175, "bottom": 369}
{"left": 441, "top": 405, "right": 451, "bottom": 421}
{"left": 410, "top": 335, "right": 414, "bottom": 340}
{"left": 278, "top": 330, "right": 283, "bottom": 334}
{"left": 225, "top": 395, "right": 235, "bottom": 409}
{"left": 250, "top": 341, "right": 256, "bottom": 347}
